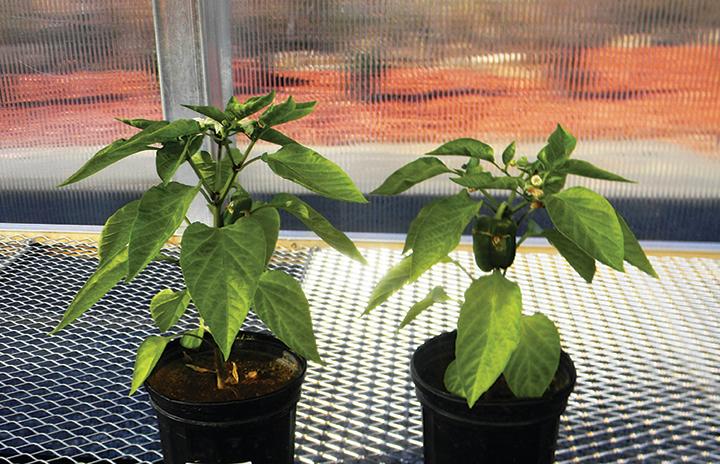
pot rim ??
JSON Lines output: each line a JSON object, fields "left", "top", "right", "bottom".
{"left": 410, "top": 330, "right": 576, "bottom": 408}
{"left": 145, "top": 330, "right": 308, "bottom": 407}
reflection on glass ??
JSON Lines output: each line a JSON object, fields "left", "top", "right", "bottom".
{"left": 231, "top": 0, "right": 720, "bottom": 210}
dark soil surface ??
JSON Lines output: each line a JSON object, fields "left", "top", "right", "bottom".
{"left": 147, "top": 348, "right": 299, "bottom": 403}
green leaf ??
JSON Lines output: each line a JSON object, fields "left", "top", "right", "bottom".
{"left": 60, "top": 119, "right": 202, "bottom": 186}
{"left": 405, "top": 191, "right": 480, "bottom": 279}
{"left": 266, "top": 193, "right": 366, "bottom": 264}
{"left": 543, "top": 173, "right": 567, "bottom": 195}
{"left": 226, "top": 91, "right": 275, "bottom": 119}
{"left": 427, "top": 138, "right": 494, "bottom": 162}
{"left": 262, "top": 99, "right": 316, "bottom": 127}
{"left": 253, "top": 270, "right": 321, "bottom": 362}
{"left": 98, "top": 200, "right": 139, "bottom": 265}
{"left": 180, "top": 220, "right": 266, "bottom": 360}
{"left": 450, "top": 172, "right": 520, "bottom": 190}
{"left": 156, "top": 136, "right": 204, "bottom": 185}
{"left": 443, "top": 360, "right": 464, "bottom": 397}
{"left": 399, "top": 286, "right": 449, "bottom": 329}
{"left": 455, "top": 271, "right": 522, "bottom": 407}
{"left": 503, "top": 313, "right": 561, "bottom": 398}
{"left": 545, "top": 124, "right": 577, "bottom": 167}
{"left": 247, "top": 207, "right": 280, "bottom": 265}
{"left": 263, "top": 144, "right": 367, "bottom": 203}
{"left": 259, "top": 127, "right": 297, "bottom": 146}
{"left": 130, "top": 335, "right": 170, "bottom": 395}
{"left": 51, "top": 248, "right": 128, "bottom": 334}
{"left": 189, "top": 150, "right": 233, "bottom": 193}
{"left": 559, "top": 159, "right": 633, "bottom": 183}
{"left": 126, "top": 182, "right": 199, "bottom": 281}
{"left": 371, "top": 157, "right": 452, "bottom": 195}
{"left": 149, "top": 289, "right": 191, "bottom": 332}
{"left": 365, "top": 254, "right": 413, "bottom": 314}
{"left": 544, "top": 187, "right": 624, "bottom": 272}
{"left": 544, "top": 229, "right": 596, "bottom": 283}
{"left": 181, "top": 104, "right": 229, "bottom": 123}
{"left": 117, "top": 118, "right": 167, "bottom": 130}
{"left": 180, "top": 326, "right": 205, "bottom": 349}
{"left": 502, "top": 141, "right": 516, "bottom": 166}
{"left": 617, "top": 213, "right": 658, "bottom": 278}
{"left": 521, "top": 218, "right": 544, "bottom": 241}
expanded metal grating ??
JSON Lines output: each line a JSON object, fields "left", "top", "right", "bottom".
{"left": 0, "top": 234, "right": 718, "bottom": 463}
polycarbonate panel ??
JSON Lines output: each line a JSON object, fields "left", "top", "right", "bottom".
{"left": 231, "top": 0, "right": 720, "bottom": 239}
{"left": 0, "top": 0, "right": 161, "bottom": 224}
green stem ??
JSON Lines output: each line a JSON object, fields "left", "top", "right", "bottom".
{"left": 217, "top": 137, "right": 259, "bottom": 207}
{"left": 478, "top": 189, "right": 500, "bottom": 211}
{"left": 447, "top": 257, "right": 476, "bottom": 281}
{"left": 237, "top": 155, "right": 264, "bottom": 172}
{"left": 494, "top": 201, "right": 509, "bottom": 220}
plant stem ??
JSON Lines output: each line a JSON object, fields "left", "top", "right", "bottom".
{"left": 478, "top": 189, "right": 500, "bottom": 211}
{"left": 494, "top": 201, "right": 509, "bottom": 220}
{"left": 217, "top": 137, "right": 258, "bottom": 207}
{"left": 447, "top": 257, "right": 476, "bottom": 281}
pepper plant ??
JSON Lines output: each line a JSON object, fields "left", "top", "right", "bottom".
{"left": 52, "top": 92, "right": 367, "bottom": 393}
{"left": 367, "top": 125, "right": 657, "bottom": 407}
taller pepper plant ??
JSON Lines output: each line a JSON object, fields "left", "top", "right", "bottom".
{"left": 367, "top": 125, "right": 657, "bottom": 406}
{"left": 52, "top": 92, "right": 367, "bottom": 393}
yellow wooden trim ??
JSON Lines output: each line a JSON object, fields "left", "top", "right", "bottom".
{"left": 1, "top": 229, "right": 718, "bottom": 259}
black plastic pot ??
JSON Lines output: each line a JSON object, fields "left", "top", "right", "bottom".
{"left": 145, "top": 331, "right": 307, "bottom": 464}
{"left": 410, "top": 331, "right": 576, "bottom": 464}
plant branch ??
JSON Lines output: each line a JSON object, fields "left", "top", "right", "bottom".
{"left": 217, "top": 137, "right": 259, "bottom": 207}
{"left": 446, "top": 257, "right": 476, "bottom": 281}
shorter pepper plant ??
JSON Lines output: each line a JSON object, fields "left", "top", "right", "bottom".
{"left": 367, "top": 125, "right": 657, "bottom": 407}
{"left": 52, "top": 92, "right": 367, "bottom": 393}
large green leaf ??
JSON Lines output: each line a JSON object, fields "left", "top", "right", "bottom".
{"left": 399, "top": 286, "right": 449, "bottom": 329}
{"left": 258, "top": 97, "right": 315, "bottom": 127}
{"left": 259, "top": 127, "right": 297, "bottom": 146}
{"left": 129, "top": 335, "right": 170, "bottom": 395}
{"left": 263, "top": 144, "right": 366, "bottom": 203}
{"left": 364, "top": 254, "right": 413, "bottom": 314}
{"left": 260, "top": 98, "right": 316, "bottom": 127}
{"left": 51, "top": 248, "right": 129, "bottom": 334}
{"left": 126, "top": 182, "right": 199, "bottom": 281}
{"left": 450, "top": 172, "right": 520, "bottom": 190}
{"left": 443, "top": 360, "right": 464, "bottom": 397}
{"left": 617, "top": 213, "right": 658, "bottom": 278}
{"left": 503, "top": 313, "right": 561, "bottom": 398}
{"left": 544, "top": 124, "right": 576, "bottom": 167}
{"left": 117, "top": 118, "right": 166, "bottom": 130}
{"left": 226, "top": 91, "right": 275, "bottom": 119}
{"left": 182, "top": 104, "right": 230, "bottom": 123}
{"left": 405, "top": 191, "right": 480, "bottom": 279}
{"left": 371, "top": 157, "right": 452, "bottom": 195}
{"left": 156, "top": 136, "right": 204, "bottom": 185}
{"left": 98, "top": 200, "right": 139, "bottom": 265}
{"left": 544, "top": 229, "right": 596, "bottom": 283}
{"left": 455, "top": 271, "right": 522, "bottom": 407}
{"left": 253, "top": 270, "right": 321, "bottom": 362}
{"left": 544, "top": 187, "right": 624, "bottom": 271}
{"left": 149, "top": 289, "right": 191, "bottom": 332}
{"left": 60, "top": 119, "right": 201, "bottom": 186}
{"left": 559, "top": 159, "right": 633, "bottom": 183}
{"left": 246, "top": 207, "right": 280, "bottom": 265}
{"left": 266, "top": 193, "right": 366, "bottom": 264}
{"left": 189, "top": 150, "right": 233, "bottom": 193}
{"left": 427, "top": 138, "right": 494, "bottom": 162}
{"left": 180, "top": 220, "right": 266, "bottom": 359}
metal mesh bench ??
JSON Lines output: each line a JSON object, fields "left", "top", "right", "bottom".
{"left": 0, "top": 233, "right": 718, "bottom": 463}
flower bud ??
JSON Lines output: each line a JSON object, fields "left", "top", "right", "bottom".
{"left": 530, "top": 174, "right": 543, "bottom": 187}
